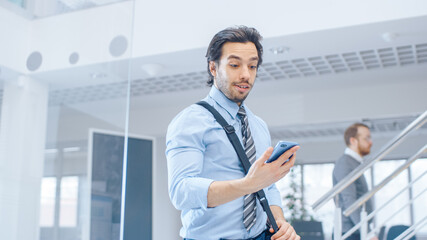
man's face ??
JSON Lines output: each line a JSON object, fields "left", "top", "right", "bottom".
{"left": 210, "top": 42, "right": 259, "bottom": 105}
{"left": 355, "top": 126, "right": 373, "bottom": 156}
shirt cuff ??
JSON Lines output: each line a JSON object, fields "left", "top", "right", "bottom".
{"left": 171, "top": 176, "right": 214, "bottom": 210}
{"left": 191, "top": 177, "right": 214, "bottom": 210}
{"left": 265, "top": 184, "right": 282, "bottom": 207}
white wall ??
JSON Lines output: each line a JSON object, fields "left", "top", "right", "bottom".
{"left": 0, "top": 7, "right": 29, "bottom": 72}
{"left": 249, "top": 67, "right": 427, "bottom": 128}
{"left": 2, "top": 0, "right": 427, "bottom": 73}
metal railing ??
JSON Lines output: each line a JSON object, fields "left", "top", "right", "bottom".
{"left": 311, "top": 110, "right": 427, "bottom": 240}
{"left": 344, "top": 144, "right": 427, "bottom": 216}
{"left": 367, "top": 171, "right": 427, "bottom": 238}
{"left": 395, "top": 216, "right": 427, "bottom": 240}
{"left": 312, "top": 110, "right": 427, "bottom": 211}
{"left": 341, "top": 168, "right": 427, "bottom": 239}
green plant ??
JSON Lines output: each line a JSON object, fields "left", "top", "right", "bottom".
{"left": 282, "top": 167, "right": 314, "bottom": 223}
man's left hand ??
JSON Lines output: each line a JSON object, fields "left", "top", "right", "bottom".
{"left": 269, "top": 219, "right": 300, "bottom": 240}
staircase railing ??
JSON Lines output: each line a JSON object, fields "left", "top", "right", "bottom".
{"left": 312, "top": 110, "right": 427, "bottom": 212}
{"left": 367, "top": 170, "right": 427, "bottom": 238}
{"left": 311, "top": 110, "right": 427, "bottom": 240}
{"left": 342, "top": 158, "right": 427, "bottom": 239}
{"left": 395, "top": 216, "right": 427, "bottom": 240}
{"left": 343, "top": 145, "right": 427, "bottom": 216}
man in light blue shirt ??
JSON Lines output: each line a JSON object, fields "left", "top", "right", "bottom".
{"left": 166, "top": 26, "right": 300, "bottom": 240}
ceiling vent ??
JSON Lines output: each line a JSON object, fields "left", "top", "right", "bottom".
{"left": 269, "top": 114, "right": 427, "bottom": 142}
{"left": 256, "top": 43, "right": 427, "bottom": 82}
{"left": 0, "top": 43, "right": 426, "bottom": 106}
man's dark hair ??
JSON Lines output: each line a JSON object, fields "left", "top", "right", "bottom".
{"left": 205, "top": 26, "right": 263, "bottom": 86}
{"left": 344, "top": 123, "right": 370, "bottom": 146}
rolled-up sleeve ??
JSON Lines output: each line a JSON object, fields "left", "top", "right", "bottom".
{"left": 166, "top": 107, "right": 214, "bottom": 210}
{"left": 266, "top": 184, "right": 282, "bottom": 207}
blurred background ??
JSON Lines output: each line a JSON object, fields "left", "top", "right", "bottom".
{"left": 0, "top": 0, "right": 426, "bottom": 239}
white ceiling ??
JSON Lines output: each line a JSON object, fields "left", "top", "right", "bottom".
{"left": 19, "top": 15, "right": 427, "bottom": 103}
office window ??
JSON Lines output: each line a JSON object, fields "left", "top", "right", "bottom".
{"left": 304, "top": 164, "right": 335, "bottom": 236}
{"left": 276, "top": 165, "right": 303, "bottom": 220}
{"left": 59, "top": 176, "right": 79, "bottom": 227}
{"left": 277, "top": 164, "right": 335, "bottom": 237}
{"left": 40, "top": 177, "right": 57, "bottom": 227}
{"left": 410, "top": 158, "right": 427, "bottom": 233}
{"left": 373, "top": 160, "right": 410, "bottom": 227}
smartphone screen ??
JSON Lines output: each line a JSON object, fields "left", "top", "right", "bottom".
{"left": 265, "top": 141, "right": 299, "bottom": 163}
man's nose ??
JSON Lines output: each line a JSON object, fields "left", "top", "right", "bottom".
{"left": 240, "top": 66, "right": 250, "bottom": 80}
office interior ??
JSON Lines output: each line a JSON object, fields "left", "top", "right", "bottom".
{"left": 0, "top": 0, "right": 426, "bottom": 239}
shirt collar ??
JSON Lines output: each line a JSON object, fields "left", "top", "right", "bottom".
{"left": 344, "top": 147, "right": 364, "bottom": 163}
{"left": 208, "top": 86, "right": 242, "bottom": 120}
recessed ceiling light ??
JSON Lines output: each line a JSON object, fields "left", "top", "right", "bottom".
{"left": 45, "top": 148, "right": 58, "bottom": 154}
{"left": 90, "top": 72, "right": 107, "bottom": 79}
{"left": 269, "top": 46, "right": 290, "bottom": 55}
{"left": 63, "top": 147, "right": 80, "bottom": 152}
{"left": 382, "top": 32, "right": 398, "bottom": 42}
{"left": 141, "top": 63, "right": 163, "bottom": 77}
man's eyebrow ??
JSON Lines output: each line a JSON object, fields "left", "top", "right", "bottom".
{"left": 227, "top": 55, "right": 259, "bottom": 62}
{"left": 249, "top": 56, "right": 259, "bottom": 62}
{"left": 227, "top": 55, "right": 241, "bottom": 61}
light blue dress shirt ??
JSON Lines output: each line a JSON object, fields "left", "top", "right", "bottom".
{"left": 166, "top": 86, "right": 282, "bottom": 240}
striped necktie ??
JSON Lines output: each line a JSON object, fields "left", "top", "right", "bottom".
{"left": 237, "top": 106, "right": 257, "bottom": 231}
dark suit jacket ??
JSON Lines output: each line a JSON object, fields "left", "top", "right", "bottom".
{"left": 332, "top": 154, "right": 374, "bottom": 233}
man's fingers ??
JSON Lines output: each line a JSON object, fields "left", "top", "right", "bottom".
{"left": 284, "top": 153, "right": 297, "bottom": 169}
{"left": 282, "top": 225, "right": 295, "bottom": 240}
{"left": 284, "top": 146, "right": 299, "bottom": 159}
{"left": 271, "top": 222, "right": 292, "bottom": 240}
{"left": 289, "top": 230, "right": 297, "bottom": 240}
{"left": 255, "top": 147, "right": 274, "bottom": 164}
{"left": 275, "top": 146, "right": 299, "bottom": 166}
{"left": 260, "top": 145, "right": 300, "bottom": 166}
{"left": 281, "top": 169, "right": 290, "bottom": 177}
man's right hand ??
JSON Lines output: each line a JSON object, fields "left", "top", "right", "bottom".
{"left": 207, "top": 145, "right": 299, "bottom": 208}
{"left": 244, "top": 145, "right": 299, "bottom": 193}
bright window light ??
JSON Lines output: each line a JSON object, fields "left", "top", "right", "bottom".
{"left": 303, "top": 164, "right": 335, "bottom": 237}
{"left": 373, "top": 160, "right": 410, "bottom": 227}
{"left": 39, "top": 177, "right": 57, "bottom": 227}
{"left": 410, "top": 158, "right": 427, "bottom": 234}
{"left": 59, "top": 176, "right": 79, "bottom": 227}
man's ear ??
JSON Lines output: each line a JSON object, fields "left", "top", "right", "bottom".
{"left": 349, "top": 137, "right": 358, "bottom": 147}
{"left": 209, "top": 61, "right": 217, "bottom": 78}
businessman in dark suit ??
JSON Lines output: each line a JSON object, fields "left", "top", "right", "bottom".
{"left": 333, "top": 123, "right": 378, "bottom": 240}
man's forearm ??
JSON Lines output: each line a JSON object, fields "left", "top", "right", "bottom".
{"left": 270, "top": 205, "right": 286, "bottom": 222}
{"left": 207, "top": 179, "right": 254, "bottom": 208}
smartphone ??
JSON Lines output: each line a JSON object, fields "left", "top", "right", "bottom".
{"left": 265, "top": 141, "right": 299, "bottom": 163}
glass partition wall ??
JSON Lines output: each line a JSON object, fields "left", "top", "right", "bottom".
{"left": 0, "top": 1, "right": 140, "bottom": 239}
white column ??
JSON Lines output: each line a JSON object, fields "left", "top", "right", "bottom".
{"left": 334, "top": 206, "right": 342, "bottom": 240}
{"left": 0, "top": 75, "right": 48, "bottom": 240}
{"left": 360, "top": 204, "right": 368, "bottom": 240}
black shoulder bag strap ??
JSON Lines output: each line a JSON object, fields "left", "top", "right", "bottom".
{"left": 196, "top": 101, "right": 279, "bottom": 233}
